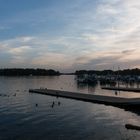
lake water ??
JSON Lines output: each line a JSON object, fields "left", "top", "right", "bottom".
{"left": 0, "top": 75, "right": 140, "bottom": 140}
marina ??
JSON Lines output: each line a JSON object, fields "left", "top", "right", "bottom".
{"left": 1, "top": 0, "right": 140, "bottom": 139}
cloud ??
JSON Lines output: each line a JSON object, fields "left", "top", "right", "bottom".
{"left": 0, "top": 0, "right": 140, "bottom": 71}
{"left": 121, "top": 49, "right": 135, "bottom": 54}
{"left": 10, "top": 56, "right": 27, "bottom": 64}
{"left": 0, "top": 36, "right": 76, "bottom": 69}
{"left": 18, "top": 36, "right": 34, "bottom": 43}
{"left": 0, "top": 43, "right": 8, "bottom": 51}
{"left": 0, "top": 36, "right": 35, "bottom": 54}
{"left": 8, "top": 45, "right": 32, "bottom": 55}
{"left": 31, "top": 52, "right": 71, "bottom": 68}
{"left": 96, "top": 1, "right": 120, "bottom": 17}
{"left": 119, "top": 49, "right": 140, "bottom": 62}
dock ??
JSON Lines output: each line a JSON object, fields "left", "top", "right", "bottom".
{"left": 29, "top": 89, "right": 140, "bottom": 108}
{"left": 102, "top": 86, "right": 140, "bottom": 92}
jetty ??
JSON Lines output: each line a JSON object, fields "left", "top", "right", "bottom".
{"left": 102, "top": 86, "right": 140, "bottom": 92}
{"left": 125, "top": 124, "right": 140, "bottom": 131}
{"left": 29, "top": 89, "right": 140, "bottom": 108}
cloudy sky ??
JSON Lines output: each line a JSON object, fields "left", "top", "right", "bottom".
{"left": 0, "top": 0, "right": 140, "bottom": 72}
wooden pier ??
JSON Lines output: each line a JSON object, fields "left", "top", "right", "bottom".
{"left": 102, "top": 86, "right": 140, "bottom": 92}
{"left": 29, "top": 89, "right": 140, "bottom": 108}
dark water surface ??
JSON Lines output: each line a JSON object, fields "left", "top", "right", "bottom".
{"left": 0, "top": 75, "right": 140, "bottom": 140}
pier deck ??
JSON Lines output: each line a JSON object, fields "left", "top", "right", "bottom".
{"left": 29, "top": 89, "right": 140, "bottom": 108}
{"left": 102, "top": 86, "right": 140, "bottom": 92}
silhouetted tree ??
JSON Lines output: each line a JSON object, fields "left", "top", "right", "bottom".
{"left": 0, "top": 68, "right": 60, "bottom": 76}
{"left": 75, "top": 69, "right": 140, "bottom": 76}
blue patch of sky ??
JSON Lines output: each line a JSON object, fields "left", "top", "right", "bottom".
{"left": 0, "top": 0, "right": 102, "bottom": 40}
{"left": 0, "top": 53, "right": 12, "bottom": 65}
{"left": 0, "top": 0, "right": 54, "bottom": 18}
{"left": 47, "top": 44, "right": 67, "bottom": 53}
{"left": 0, "top": 0, "right": 117, "bottom": 61}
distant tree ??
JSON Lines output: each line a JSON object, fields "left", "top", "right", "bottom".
{"left": 0, "top": 68, "right": 60, "bottom": 76}
{"left": 75, "top": 70, "right": 88, "bottom": 75}
{"left": 75, "top": 68, "right": 140, "bottom": 76}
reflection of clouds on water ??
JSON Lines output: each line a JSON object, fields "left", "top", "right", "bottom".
{"left": 0, "top": 75, "right": 140, "bottom": 140}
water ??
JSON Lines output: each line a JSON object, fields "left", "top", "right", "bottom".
{"left": 0, "top": 75, "right": 140, "bottom": 140}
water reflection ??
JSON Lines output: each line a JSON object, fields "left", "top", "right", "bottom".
{"left": 77, "top": 82, "right": 97, "bottom": 93}
{"left": 0, "top": 75, "right": 140, "bottom": 140}
{"left": 76, "top": 79, "right": 140, "bottom": 98}
{"left": 50, "top": 101, "right": 61, "bottom": 108}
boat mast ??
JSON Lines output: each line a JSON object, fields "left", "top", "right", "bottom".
{"left": 117, "top": 66, "right": 120, "bottom": 88}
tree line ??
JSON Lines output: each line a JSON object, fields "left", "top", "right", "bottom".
{"left": 0, "top": 68, "right": 60, "bottom": 76}
{"left": 75, "top": 68, "right": 140, "bottom": 76}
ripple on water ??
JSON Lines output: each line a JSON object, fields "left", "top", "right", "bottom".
{"left": 0, "top": 76, "right": 140, "bottom": 140}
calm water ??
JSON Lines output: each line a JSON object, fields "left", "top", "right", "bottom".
{"left": 0, "top": 75, "right": 140, "bottom": 140}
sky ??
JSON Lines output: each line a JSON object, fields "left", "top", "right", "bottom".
{"left": 0, "top": 0, "right": 140, "bottom": 72}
